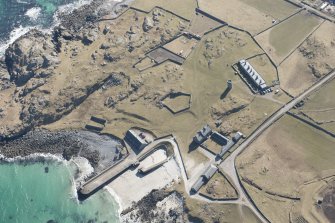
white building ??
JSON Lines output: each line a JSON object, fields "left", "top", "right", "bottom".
{"left": 239, "top": 59, "right": 267, "bottom": 91}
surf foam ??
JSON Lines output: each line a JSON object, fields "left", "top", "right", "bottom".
{"left": 0, "top": 0, "right": 94, "bottom": 56}
{"left": 25, "top": 7, "right": 42, "bottom": 21}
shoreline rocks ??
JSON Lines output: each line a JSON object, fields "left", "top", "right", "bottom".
{"left": 121, "top": 189, "right": 185, "bottom": 223}
{"left": 0, "top": 129, "right": 124, "bottom": 172}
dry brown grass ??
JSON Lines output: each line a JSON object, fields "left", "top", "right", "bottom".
{"left": 278, "top": 20, "right": 335, "bottom": 96}
{"left": 237, "top": 114, "right": 335, "bottom": 222}
{"left": 255, "top": 10, "right": 323, "bottom": 65}
{"left": 162, "top": 94, "right": 190, "bottom": 113}
{"left": 300, "top": 79, "right": 335, "bottom": 121}
{"left": 163, "top": 35, "right": 198, "bottom": 58}
{"left": 131, "top": 0, "right": 197, "bottom": 20}
{"left": 45, "top": 26, "right": 277, "bottom": 178}
{"left": 200, "top": 171, "right": 238, "bottom": 199}
{"left": 188, "top": 12, "right": 222, "bottom": 36}
{"left": 134, "top": 57, "right": 156, "bottom": 71}
{"left": 170, "top": 181, "right": 261, "bottom": 222}
{"left": 198, "top": 0, "right": 299, "bottom": 35}
{"left": 247, "top": 54, "right": 278, "bottom": 85}
{"left": 202, "top": 139, "right": 222, "bottom": 155}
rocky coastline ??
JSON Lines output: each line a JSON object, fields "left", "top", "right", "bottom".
{"left": 120, "top": 189, "right": 186, "bottom": 223}
{"left": 0, "top": 1, "right": 188, "bottom": 222}
{"left": 0, "top": 0, "right": 133, "bottom": 140}
{"left": 0, "top": 129, "right": 125, "bottom": 172}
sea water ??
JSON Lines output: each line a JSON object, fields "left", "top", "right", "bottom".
{"left": 0, "top": 0, "right": 92, "bottom": 55}
{"left": 0, "top": 0, "right": 121, "bottom": 220}
{"left": 0, "top": 160, "right": 120, "bottom": 223}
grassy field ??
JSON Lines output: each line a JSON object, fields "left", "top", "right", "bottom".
{"left": 255, "top": 10, "right": 323, "bottom": 64}
{"left": 163, "top": 94, "right": 191, "bottom": 113}
{"left": 247, "top": 54, "right": 278, "bottom": 85}
{"left": 203, "top": 138, "right": 222, "bottom": 155}
{"left": 134, "top": 57, "right": 156, "bottom": 71}
{"left": 200, "top": 171, "right": 238, "bottom": 199}
{"left": 268, "top": 11, "right": 321, "bottom": 58}
{"left": 219, "top": 95, "right": 281, "bottom": 136}
{"left": 240, "top": 0, "right": 298, "bottom": 19}
{"left": 163, "top": 35, "right": 198, "bottom": 58}
{"left": 295, "top": 78, "right": 335, "bottom": 133}
{"left": 237, "top": 114, "right": 335, "bottom": 222}
{"left": 198, "top": 0, "right": 299, "bottom": 35}
{"left": 6, "top": 1, "right": 335, "bottom": 222}
{"left": 45, "top": 25, "right": 278, "bottom": 179}
{"left": 131, "top": 0, "right": 197, "bottom": 20}
{"left": 185, "top": 200, "right": 261, "bottom": 223}
{"left": 302, "top": 74, "right": 335, "bottom": 111}
{"left": 168, "top": 181, "right": 261, "bottom": 222}
{"left": 278, "top": 20, "right": 335, "bottom": 96}
{"left": 188, "top": 12, "right": 222, "bottom": 36}
{"left": 42, "top": 11, "right": 282, "bottom": 186}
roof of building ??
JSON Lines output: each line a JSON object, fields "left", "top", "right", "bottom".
{"left": 239, "top": 60, "right": 267, "bottom": 90}
{"left": 124, "top": 130, "right": 148, "bottom": 151}
{"left": 203, "top": 165, "right": 218, "bottom": 180}
{"left": 200, "top": 125, "right": 212, "bottom": 136}
{"left": 194, "top": 125, "right": 212, "bottom": 143}
{"left": 232, "top": 131, "right": 243, "bottom": 142}
{"left": 191, "top": 177, "right": 205, "bottom": 193}
{"left": 219, "top": 140, "right": 234, "bottom": 157}
{"left": 211, "top": 131, "right": 229, "bottom": 146}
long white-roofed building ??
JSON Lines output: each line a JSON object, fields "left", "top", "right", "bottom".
{"left": 238, "top": 59, "right": 267, "bottom": 91}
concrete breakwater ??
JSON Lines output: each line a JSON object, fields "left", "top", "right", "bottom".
{"left": 79, "top": 139, "right": 176, "bottom": 199}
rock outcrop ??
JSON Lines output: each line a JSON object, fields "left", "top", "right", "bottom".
{"left": 5, "top": 30, "right": 59, "bottom": 86}
{"left": 143, "top": 16, "right": 154, "bottom": 32}
{"left": 0, "top": 2, "right": 188, "bottom": 140}
{"left": 121, "top": 190, "right": 185, "bottom": 223}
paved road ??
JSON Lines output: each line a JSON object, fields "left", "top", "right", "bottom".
{"left": 219, "top": 71, "right": 335, "bottom": 223}
{"left": 80, "top": 138, "right": 177, "bottom": 195}
{"left": 288, "top": 0, "right": 335, "bottom": 22}
{"left": 79, "top": 69, "right": 334, "bottom": 220}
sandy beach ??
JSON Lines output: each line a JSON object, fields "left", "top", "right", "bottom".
{"left": 106, "top": 157, "right": 181, "bottom": 210}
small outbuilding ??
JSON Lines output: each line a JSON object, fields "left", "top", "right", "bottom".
{"left": 238, "top": 59, "right": 267, "bottom": 91}
{"left": 203, "top": 165, "right": 218, "bottom": 181}
{"left": 193, "top": 125, "right": 212, "bottom": 144}
{"left": 124, "top": 129, "right": 148, "bottom": 152}
{"left": 190, "top": 164, "right": 218, "bottom": 194}
{"left": 211, "top": 131, "right": 229, "bottom": 146}
{"left": 191, "top": 177, "right": 205, "bottom": 194}
{"left": 232, "top": 132, "right": 243, "bottom": 142}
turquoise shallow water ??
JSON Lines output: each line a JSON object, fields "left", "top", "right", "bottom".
{"left": 0, "top": 0, "right": 91, "bottom": 54}
{"left": 0, "top": 0, "right": 76, "bottom": 38}
{"left": 0, "top": 160, "right": 119, "bottom": 223}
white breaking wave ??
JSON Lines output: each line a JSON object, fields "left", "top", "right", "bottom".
{"left": 0, "top": 152, "right": 64, "bottom": 163}
{"left": 16, "top": 0, "right": 29, "bottom": 4}
{"left": 0, "top": 152, "right": 95, "bottom": 203}
{"left": 0, "top": 0, "right": 94, "bottom": 56}
{"left": 25, "top": 7, "right": 42, "bottom": 21}
{"left": 0, "top": 25, "right": 37, "bottom": 56}
{"left": 66, "top": 156, "right": 95, "bottom": 202}
{"left": 69, "top": 156, "right": 94, "bottom": 187}
{"left": 53, "top": 0, "right": 94, "bottom": 26}
{"left": 105, "top": 186, "right": 123, "bottom": 216}
{"left": 57, "top": 0, "right": 93, "bottom": 13}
